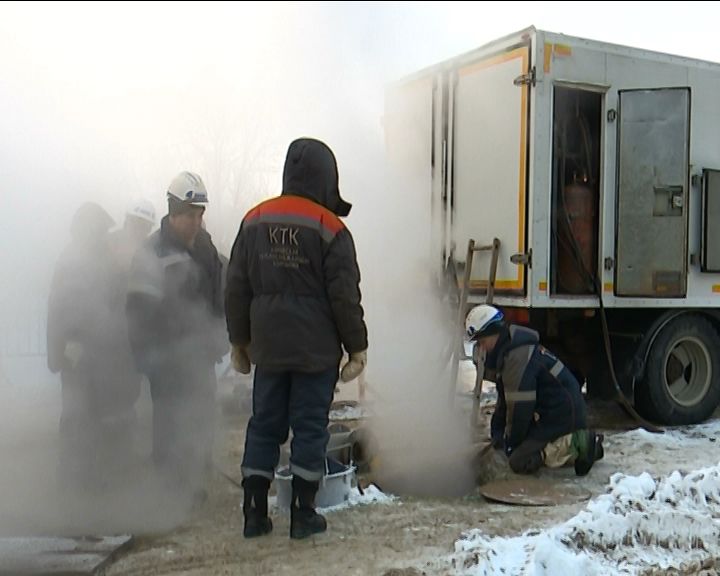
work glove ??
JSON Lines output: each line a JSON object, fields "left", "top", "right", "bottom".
{"left": 340, "top": 349, "right": 367, "bottom": 383}
{"left": 231, "top": 344, "right": 251, "bottom": 374}
{"left": 63, "top": 341, "right": 84, "bottom": 370}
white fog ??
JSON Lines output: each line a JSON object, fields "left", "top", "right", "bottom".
{"left": 2, "top": 2, "right": 720, "bottom": 573}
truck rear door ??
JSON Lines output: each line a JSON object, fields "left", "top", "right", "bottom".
{"left": 450, "top": 44, "right": 531, "bottom": 295}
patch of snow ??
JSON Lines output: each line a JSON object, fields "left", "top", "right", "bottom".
{"left": 329, "top": 404, "right": 371, "bottom": 421}
{"left": 448, "top": 462, "right": 720, "bottom": 575}
{"left": 319, "top": 484, "right": 397, "bottom": 513}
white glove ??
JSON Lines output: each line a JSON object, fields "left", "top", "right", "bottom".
{"left": 231, "top": 344, "right": 251, "bottom": 374}
{"left": 63, "top": 341, "right": 84, "bottom": 369}
{"left": 340, "top": 350, "right": 367, "bottom": 383}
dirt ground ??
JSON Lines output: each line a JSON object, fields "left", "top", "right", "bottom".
{"left": 102, "top": 388, "right": 719, "bottom": 576}
{"left": 3, "top": 374, "right": 719, "bottom": 576}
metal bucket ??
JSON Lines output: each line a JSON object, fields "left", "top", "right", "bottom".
{"left": 275, "top": 458, "right": 355, "bottom": 510}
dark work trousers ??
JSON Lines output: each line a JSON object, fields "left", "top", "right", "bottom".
{"left": 58, "top": 364, "right": 140, "bottom": 493}
{"left": 148, "top": 363, "right": 217, "bottom": 492}
{"left": 58, "top": 368, "right": 102, "bottom": 492}
{"left": 508, "top": 436, "right": 548, "bottom": 475}
{"left": 241, "top": 366, "right": 338, "bottom": 482}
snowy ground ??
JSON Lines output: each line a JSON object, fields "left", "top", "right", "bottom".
{"left": 4, "top": 361, "right": 720, "bottom": 575}
{"left": 444, "top": 424, "right": 720, "bottom": 576}
{"left": 425, "top": 365, "right": 720, "bottom": 575}
{"left": 99, "top": 392, "right": 720, "bottom": 576}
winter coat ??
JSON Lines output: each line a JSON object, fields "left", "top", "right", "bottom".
{"left": 47, "top": 203, "right": 140, "bottom": 417}
{"left": 105, "top": 226, "right": 149, "bottom": 408}
{"left": 47, "top": 204, "right": 116, "bottom": 374}
{"left": 47, "top": 242, "right": 114, "bottom": 375}
{"left": 126, "top": 216, "right": 226, "bottom": 376}
{"left": 487, "top": 325, "right": 587, "bottom": 453}
{"left": 226, "top": 138, "right": 367, "bottom": 372}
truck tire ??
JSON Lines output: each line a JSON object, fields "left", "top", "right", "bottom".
{"left": 636, "top": 315, "right": 720, "bottom": 425}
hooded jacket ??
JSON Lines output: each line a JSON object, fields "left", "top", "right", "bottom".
{"left": 226, "top": 138, "right": 367, "bottom": 371}
{"left": 47, "top": 203, "right": 115, "bottom": 374}
{"left": 488, "top": 325, "right": 587, "bottom": 452}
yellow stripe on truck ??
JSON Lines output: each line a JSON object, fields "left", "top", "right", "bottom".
{"left": 544, "top": 43, "right": 572, "bottom": 74}
{"left": 517, "top": 46, "right": 528, "bottom": 293}
{"left": 469, "top": 279, "right": 526, "bottom": 290}
{"left": 544, "top": 43, "right": 552, "bottom": 73}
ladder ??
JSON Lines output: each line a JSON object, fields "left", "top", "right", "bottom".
{"left": 447, "top": 238, "right": 500, "bottom": 428}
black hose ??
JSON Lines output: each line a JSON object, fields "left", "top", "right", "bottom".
{"left": 557, "top": 108, "right": 661, "bottom": 433}
{"left": 559, "top": 182, "right": 662, "bottom": 433}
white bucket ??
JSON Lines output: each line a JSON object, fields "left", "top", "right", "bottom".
{"left": 275, "top": 458, "right": 355, "bottom": 510}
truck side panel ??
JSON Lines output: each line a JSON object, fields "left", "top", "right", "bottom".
{"left": 531, "top": 35, "right": 720, "bottom": 308}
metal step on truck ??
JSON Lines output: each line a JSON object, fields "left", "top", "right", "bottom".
{"left": 385, "top": 26, "right": 720, "bottom": 425}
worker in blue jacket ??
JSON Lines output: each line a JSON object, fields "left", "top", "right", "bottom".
{"left": 466, "top": 304, "right": 604, "bottom": 476}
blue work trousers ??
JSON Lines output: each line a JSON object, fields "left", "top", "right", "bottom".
{"left": 241, "top": 367, "right": 338, "bottom": 481}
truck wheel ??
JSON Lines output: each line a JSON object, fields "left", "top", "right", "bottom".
{"left": 637, "top": 315, "right": 720, "bottom": 425}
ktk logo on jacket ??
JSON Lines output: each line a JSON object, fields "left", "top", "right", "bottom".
{"left": 269, "top": 227, "right": 299, "bottom": 246}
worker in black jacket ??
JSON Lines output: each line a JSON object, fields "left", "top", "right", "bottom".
{"left": 466, "top": 304, "right": 604, "bottom": 476}
{"left": 126, "top": 172, "right": 226, "bottom": 505}
{"left": 47, "top": 202, "right": 116, "bottom": 491}
{"left": 226, "top": 138, "right": 368, "bottom": 539}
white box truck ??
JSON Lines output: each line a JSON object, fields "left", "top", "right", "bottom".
{"left": 385, "top": 27, "right": 720, "bottom": 425}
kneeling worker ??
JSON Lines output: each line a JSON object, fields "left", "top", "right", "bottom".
{"left": 466, "top": 305, "right": 604, "bottom": 476}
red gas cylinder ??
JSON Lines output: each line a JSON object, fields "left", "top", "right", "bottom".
{"left": 557, "top": 181, "right": 597, "bottom": 294}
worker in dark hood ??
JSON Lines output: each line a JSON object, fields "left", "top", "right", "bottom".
{"left": 466, "top": 304, "right": 604, "bottom": 476}
{"left": 126, "top": 172, "right": 226, "bottom": 506}
{"left": 281, "top": 137, "right": 353, "bottom": 217}
{"left": 47, "top": 201, "right": 116, "bottom": 490}
{"left": 226, "top": 138, "right": 368, "bottom": 539}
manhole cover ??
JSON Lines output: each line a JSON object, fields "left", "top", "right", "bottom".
{"left": 480, "top": 478, "right": 591, "bottom": 506}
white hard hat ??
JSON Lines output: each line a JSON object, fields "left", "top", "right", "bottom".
{"left": 126, "top": 198, "right": 156, "bottom": 224}
{"left": 465, "top": 305, "right": 504, "bottom": 341}
{"left": 167, "top": 171, "right": 208, "bottom": 205}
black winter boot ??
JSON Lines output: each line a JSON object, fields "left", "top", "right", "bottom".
{"left": 242, "top": 476, "right": 273, "bottom": 538}
{"left": 290, "top": 476, "right": 327, "bottom": 540}
{"left": 573, "top": 430, "right": 604, "bottom": 476}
